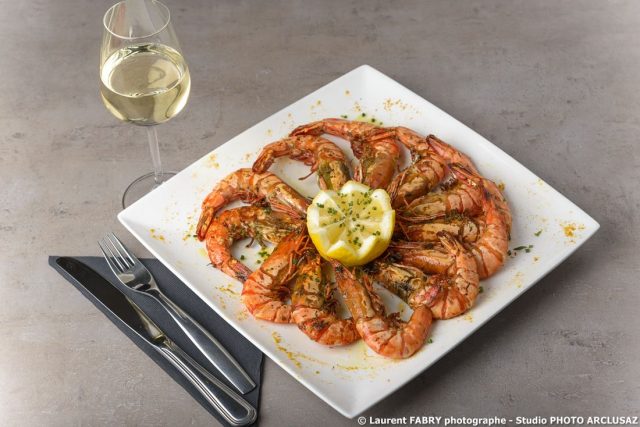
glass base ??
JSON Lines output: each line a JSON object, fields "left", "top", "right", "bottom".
{"left": 122, "top": 171, "right": 176, "bottom": 208}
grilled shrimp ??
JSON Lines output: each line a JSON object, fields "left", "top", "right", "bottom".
{"left": 205, "top": 206, "right": 302, "bottom": 282}
{"left": 351, "top": 133, "right": 401, "bottom": 190}
{"left": 374, "top": 232, "right": 479, "bottom": 319}
{"left": 449, "top": 166, "right": 511, "bottom": 278}
{"left": 387, "top": 152, "right": 449, "bottom": 208}
{"left": 291, "top": 251, "right": 359, "bottom": 345}
{"left": 399, "top": 192, "right": 508, "bottom": 279}
{"left": 196, "top": 169, "right": 309, "bottom": 240}
{"left": 368, "top": 261, "right": 441, "bottom": 309}
{"left": 372, "top": 129, "right": 483, "bottom": 206}
{"left": 468, "top": 186, "right": 510, "bottom": 279}
{"left": 332, "top": 261, "right": 432, "bottom": 359}
{"left": 386, "top": 241, "right": 455, "bottom": 275}
{"left": 290, "top": 118, "right": 400, "bottom": 189}
{"left": 366, "top": 127, "right": 446, "bottom": 206}
{"left": 252, "top": 135, "right": 350, "bottom": 191}
{"left": 399, "top": 164, "right": 484, "bottom": 222}
{"left": 241, "top": 232, "right": 310, "bottom": 323}
{"left": 397, "top": 215, "right": 481, "bottom": 243}
{"left": 427, "top": 232, "right": 480, "bottom": 319}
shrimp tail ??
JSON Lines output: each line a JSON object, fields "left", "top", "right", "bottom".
{"left": 252, "top": 151, "right": 275, "bottom": 173}
{"left": 290, "top": 121, "right": 325, "bottom": 136}
{"left": 196, "top": 206, "right": 215, "bottom": 240}
{"left": 220, "top": 260, "right": 253, "bottom": 283}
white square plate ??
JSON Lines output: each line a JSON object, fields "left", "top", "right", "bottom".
{"left": 119, "top": 65, "right": 599, "bottom": 418}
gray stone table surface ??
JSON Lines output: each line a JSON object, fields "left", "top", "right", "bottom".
{"left": 1, "top": 0, "right": 638, "bottom": 425}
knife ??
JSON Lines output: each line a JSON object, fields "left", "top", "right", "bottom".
{"left": 56, "top": 257, "right": 257, "bottom": 426}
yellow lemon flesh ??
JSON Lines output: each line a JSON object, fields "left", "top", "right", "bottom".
{"left": 307, "top": 181, "right": 395, "bottom": 267}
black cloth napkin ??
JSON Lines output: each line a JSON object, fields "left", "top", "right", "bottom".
{"left": 49, "top": 256, "right": 262, "bottom": 426}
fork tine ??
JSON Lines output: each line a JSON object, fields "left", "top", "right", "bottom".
{"left": 98, "top": 240, "right": 124, "bottom": 274}
{"left": 108, "top": 232, "right": 138, "bottom": 265}
{"left": 100, "top": 237, "right": 127, "bottom": 271}
{"left": 105, "top": 233, "right": 133, "bottom": 269}
{"left": 102, "top": 236, "right": 129, "bottom": 272}
{"left": 98, "top": 239, "right": 125, "bottom": 273}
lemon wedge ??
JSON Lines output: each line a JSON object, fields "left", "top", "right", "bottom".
{"left": 307, "top": 181, "right": 395, "bottom": 266}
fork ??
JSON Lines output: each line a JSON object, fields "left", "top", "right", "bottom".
{"left": 98, "top": 232, "right": 256, "bottom": 394}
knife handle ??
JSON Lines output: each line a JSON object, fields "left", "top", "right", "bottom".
{"left": 156, "top": 340, "right": 257, "bottom": 426}
{"left": 146, "top": 289, "right": 256, "bottom": 394}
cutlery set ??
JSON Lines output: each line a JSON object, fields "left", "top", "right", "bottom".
{"left": 56, "top": 232, "right": 257, "bottom": 426}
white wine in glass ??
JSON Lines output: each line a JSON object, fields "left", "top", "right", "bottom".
{"left": 100, "top": 43, "right": 190, "bottom": 125}
{"left": 100, "top": 0, "right": 190, "bottom": 207}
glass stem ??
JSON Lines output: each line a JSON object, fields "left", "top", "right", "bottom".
{"left": 146, "top": 126, "right": 163, "bottom": 185}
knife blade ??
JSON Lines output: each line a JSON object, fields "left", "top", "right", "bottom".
{"left": 55, "top": 257, "right": 257, "bottom": 426}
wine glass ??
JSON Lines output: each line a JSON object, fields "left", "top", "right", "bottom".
{"left": 100, "top": 0, "right": 190, "bottom": 208}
